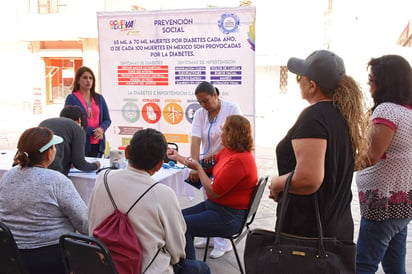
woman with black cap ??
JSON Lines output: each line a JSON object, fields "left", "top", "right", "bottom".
{"left": 268, "top": 50, "right": 369, "bottom": 242}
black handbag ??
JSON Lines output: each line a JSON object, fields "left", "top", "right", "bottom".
{"left": 244, "top": 172, "right": 356, "bottom": 274}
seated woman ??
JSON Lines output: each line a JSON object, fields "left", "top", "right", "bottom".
{"left": 167, "top": 115, "right": 258, "bottom": 259}
{"left": 0, "top": 127, "right": 88, "bottom": 274}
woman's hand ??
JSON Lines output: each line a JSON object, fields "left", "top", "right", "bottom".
{"left": 183, "top": 157, "right": 202, "bottom": 171}
{"left": 202, "top": 154, "right": 214, "bottom": 164}
{"left": 166, "top": 149, "right": 198, "bottom": 171}
{"left": 93, "top": 127, "right": 104, "bottom": 140}
{"left": 268, "top": 176, "right": 284, "bottom": 202}
{"left": 167, "top": 148, "right": 179, "bottom": 161}
{"left": 188, "top": 170, "right": 199, "bottom": 182}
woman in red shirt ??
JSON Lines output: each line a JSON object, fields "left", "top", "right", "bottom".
{"left": 167, "top": 114, "right": 258, "bottom": 260}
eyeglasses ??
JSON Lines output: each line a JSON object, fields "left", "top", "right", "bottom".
{"left": 296, "top": 75, "right": 302, "bottom": 83}
{"left": 368, "top": 74, "right": 375, "bottom": 83}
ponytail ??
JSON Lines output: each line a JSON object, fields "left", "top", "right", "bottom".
{"left": 332, "top": 76, "right": 369, "bottom": 170}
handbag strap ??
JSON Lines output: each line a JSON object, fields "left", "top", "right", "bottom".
{"left": 312, "top": 189, "right": 326, "bottom": 255}
{"left": 103, "top": 169, "right": 159, "bottom": 214}
{"left": 275, "top": 171, "right": 326, "bottom": 255}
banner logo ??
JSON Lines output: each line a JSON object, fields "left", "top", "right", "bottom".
{"left": 109, "top": 19, "right": 136, "bottom": 31}
{"left": 218, "top": 13, "right": 240, "bottom": 34}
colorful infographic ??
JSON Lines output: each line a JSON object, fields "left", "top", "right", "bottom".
{"left": 97, "top": 7, "right": 256, "bottom": 154}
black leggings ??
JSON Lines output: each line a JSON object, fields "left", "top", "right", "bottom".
{"left": 87, "top": 143, "right": 101, "bottom": 158}
{"left": 19, "top": 244, "right": 65, "bottom": 274}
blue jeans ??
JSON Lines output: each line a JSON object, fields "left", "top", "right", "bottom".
{"left": 356, "top": 217, "right": 412, "bottom": 274}
{"left": 182, "top": 200, "right": 246, "bottom": 259}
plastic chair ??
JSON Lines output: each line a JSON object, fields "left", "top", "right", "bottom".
{"left": 202, "top": 176, "right": 269, "bottom": 274}
{"left": 0, "top": 221, "right": 29, "bottom": 274}
{"left": 59, "top": 233, "right": 118, "bottom": 274}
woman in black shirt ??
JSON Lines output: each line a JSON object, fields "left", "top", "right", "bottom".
{"left": 269, "top": 50, "right": 369, "bottom": 241}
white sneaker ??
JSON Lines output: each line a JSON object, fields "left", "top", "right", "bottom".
{"left": 209, "top": 247, "right": 231, "bottom": 259}
{"left": 194, "top": 238, "right": 214, "bottom": 249}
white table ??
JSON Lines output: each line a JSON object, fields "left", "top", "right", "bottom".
{"left": 0, "top": 151, "right": 195, "bottom": 204}
{"left": 0, "top": 151, "right": 15, "bottom": 177}
{"left": 69, "top": 158, "right": 194, "bottom": 204}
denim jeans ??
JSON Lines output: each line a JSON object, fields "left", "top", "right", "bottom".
{"left": 182, "top": 200, "right": 246, "bottom": 259}
{"left": 356, "top": 216, "right": 412, "bottom": 274}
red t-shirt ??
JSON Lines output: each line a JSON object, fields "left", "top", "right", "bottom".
{"left": 208, "top": 148, "right": 258, "bottom": 209}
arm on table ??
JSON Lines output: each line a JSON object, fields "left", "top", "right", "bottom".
{"left": 71, "top": 126, "right": 100, "bottom": 171}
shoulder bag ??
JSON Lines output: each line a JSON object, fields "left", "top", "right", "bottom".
{"left": 244, "top": 172, "right": 356, "bottom": 274}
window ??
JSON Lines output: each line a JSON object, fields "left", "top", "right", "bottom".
{"left": 38, "top": 0, "right": 67, "bottom": 14}
{"left": 44, "top": 57, "right": 82, "bottom": 104}
{"left": 279, "top": 66, "right": 288, "bottom": 94}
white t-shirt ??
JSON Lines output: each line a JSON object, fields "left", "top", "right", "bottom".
{"left": 191, "top": 99, "right": 242, "bottom": 158}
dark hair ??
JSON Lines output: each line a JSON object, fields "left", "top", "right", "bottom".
{"left": 223, "top": 115, "right": 254, "bottom": 152}
{"left": 60, "top": 105, "right": 86, "bottom": 128}
{"left": 194, "top": 81, "right": 220, "bottom": 96}
{"left": 71, "top": 66, "right": 100, "bottom": 104}
{"left": 128, "top": 128, "right": 167, "bottom": 170}
{"left": 368, "top": 55, "right": 412, "bottom": 110}
{"left": 14, "top": 127, "right": 53, "bottom": 167}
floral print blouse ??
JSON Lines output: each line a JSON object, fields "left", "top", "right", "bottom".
{"left": 356, "top": 102, "right": 412, "bottom": 221}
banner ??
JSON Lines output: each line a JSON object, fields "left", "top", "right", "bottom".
{"left": 97, "top": 7, "right": 256, "bottom": 155}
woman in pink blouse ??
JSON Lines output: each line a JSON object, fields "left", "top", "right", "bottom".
{"left": 65, "top": 66, "right": 111, "bottom": 157}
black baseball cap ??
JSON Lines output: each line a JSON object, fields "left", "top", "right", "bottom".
{"left": 287, "top": 50, "right": 346, "bottom": 90}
